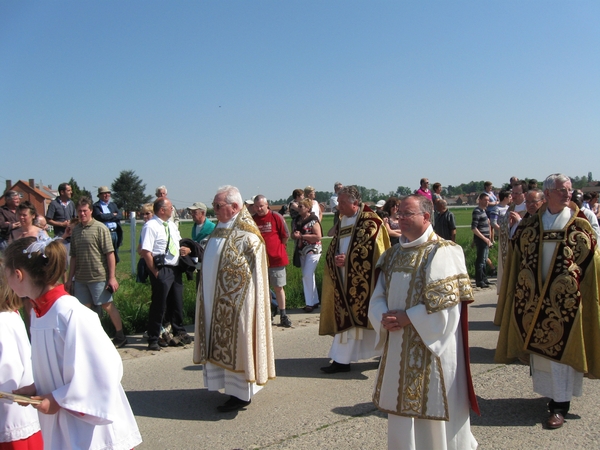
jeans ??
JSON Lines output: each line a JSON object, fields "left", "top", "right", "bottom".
{"left": 474, "top": 237, "right": 489, "bottom": 286}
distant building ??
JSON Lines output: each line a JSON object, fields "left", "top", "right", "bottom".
{"left": 1, "top": 179, "right": 55, "bottom": 215}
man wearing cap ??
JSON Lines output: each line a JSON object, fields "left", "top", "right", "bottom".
{"left": 93, "top": 186, "right": 123, "bottom": 263}
{"left": 180, "top": 202, "right": 216, "bottom": 288}
{"left": 244, "top": 198, "right": 255, "bottom": 216}
{"left": 374, "top": 199, "right": 386, "bottom": 214}
{"left": 188, "top": 202, "right": 216, "bottom": 243}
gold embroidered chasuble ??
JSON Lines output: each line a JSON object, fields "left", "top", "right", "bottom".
{"left": 498, "top": 203, "right": 526, "bottom": 269}
{"left": 319, "top": 204, "right": 390, "bottom": 337}
{"left": 370, "top": 231, "right": 475, "bottom": 420}
{"left": 495, "top": 204, "right": 600, "bottom": 378}
{"left": 193, "top": 207, "right": 276, "bottom": 385}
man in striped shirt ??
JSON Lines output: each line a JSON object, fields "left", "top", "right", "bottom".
{"left": 471, "top": 193, "right": 493, "bottom": 289}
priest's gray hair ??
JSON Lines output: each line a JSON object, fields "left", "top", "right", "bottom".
{"left": 339, "top": 186, "right": 361, "bottom": 204}
{"left": 543, "top": 174, "right": 571, "bottom": 191}
{"left": 155, "top": 185, "right": 167, "bottom": 196}
{"left": 217, "top": 185, "right": 243, "bottom": 208}
{"left": 405, "top": 194, "right": 434, "bottom": 219}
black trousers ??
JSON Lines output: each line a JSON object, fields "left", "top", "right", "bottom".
{"left": 147, "top": 265, "right": 185, "bottom": 342}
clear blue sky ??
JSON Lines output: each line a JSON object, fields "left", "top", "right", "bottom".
{"left": 1, "top": 1, "right": 598, "bottom": 207}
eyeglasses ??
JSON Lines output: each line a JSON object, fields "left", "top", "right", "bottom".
{"left": 212, "top": 202, "right": 228, "bottom": 211}
{"left": 525, "top": 199, "right": 543, "bottom": 205}
{"left": 550, "top": 188, "right": 573, "bottom": 195}
{"left": 398, "top": 212, "right": 423, "bottom": 219}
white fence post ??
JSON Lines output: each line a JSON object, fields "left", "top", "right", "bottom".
{"left": 130, "top": 212, "right": 136, "bottom": 276}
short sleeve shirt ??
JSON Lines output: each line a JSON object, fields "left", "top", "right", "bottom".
{"left": 471, "top": 207, "right": 490, "bottom": 239}
{"left": 253, "top": 211, "right": 289, "bottom": 267}
{"left": 70, "top": 219, "right": 114, "bottom": 282}
{"left": 141, "top": 216, "right": 182, "bottom": 266}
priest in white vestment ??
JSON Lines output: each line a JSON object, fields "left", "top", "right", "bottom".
{"left": 495, "top": 174, "right": 600, "bottom": 430}
{"left": 369, "top": 195, "right": 478, "bottom": 450}
{"left": 193, "top": 185, "right": 275, "bottom": 413}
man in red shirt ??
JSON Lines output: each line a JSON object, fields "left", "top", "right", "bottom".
{"left": 253, "top": 195, "right": 292, "bottom": 328}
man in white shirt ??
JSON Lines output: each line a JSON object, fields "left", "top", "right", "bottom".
{"left": 141, "top": 198, "right": 191, "bottom": 351}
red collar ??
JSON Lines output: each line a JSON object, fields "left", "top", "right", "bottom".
{"left": 31, "top": 285, "right": 67, "bottom": 317}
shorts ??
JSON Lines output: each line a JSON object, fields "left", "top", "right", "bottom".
{"left": 74, "top": 281, "right": 113, "bottom": 306}
{"left": 268, "top": 266, "right": 287, "bottom": 287}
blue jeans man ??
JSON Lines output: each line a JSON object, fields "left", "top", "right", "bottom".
{"left": 474, "top": 237, "right": 490, "bottom": 287}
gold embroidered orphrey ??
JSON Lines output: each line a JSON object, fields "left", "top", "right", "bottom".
{"left": 495, "top": 207, "right": 600, "bottom": 378}
{"left": 320, "top": 204, "right": 390, "bottom": 336}
{"left": 373, "top": 235, "right": 474, "bottom": 419}
{"left": 193, "top": 207, "right": 267, "bottom": 378}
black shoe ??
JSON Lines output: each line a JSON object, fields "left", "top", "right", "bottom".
{"left": 177, "top": 332, "right": 193, "bottom": 345}
{"left": 157, "top": 337, "right": 169, "bottom": 347}
{"left": 216, "top": 396, "right": 251, "bottom": 413}
{"left": 476, "top": 283, "right": 491, "bottom": 289}
{"left": 148, "top": 341, "right": 162, "bottom": 351}
{"left": 320, "top": 361, "right": 351, "bottom": 374}
{"left": 280, "top": 315, "right": 292, "bottom": 328}
{"left": 112, "top": 336, "right": 128, "bottom": 348}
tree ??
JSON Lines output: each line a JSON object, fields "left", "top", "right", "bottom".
{"left": 68, "top": 177, "right": 92, "bottom": 204}
{"left": 395, "top": 186, "right": 412, "bottom": 196}
{"left": 111, "top": 170, "right": 152, "bottom": 213}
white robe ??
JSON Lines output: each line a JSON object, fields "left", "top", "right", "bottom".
{"left": 368, "top": 227, "right": 477, "bottom": 450}
{"left": 0, "top": 310, "right": 41, "bottom": 444}
{"left": 328, "top": 213, "right": 380, "bottom": 364}
{"left": 530, "top": 208, "right": 583, "bottom": 402}
{"left": 196, "top": 213, "right": 273, "bottom": 402}
{"left": 31, "top": 294, "right": 141, "bottom": 450}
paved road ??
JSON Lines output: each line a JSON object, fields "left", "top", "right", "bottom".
{"left": 119, "top": 284, "right": 600, "bottom": 449}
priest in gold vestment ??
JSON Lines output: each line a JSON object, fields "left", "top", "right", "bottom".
{"left": 319, "top": 185, "right": 390, "bottom": 373}
{"left": 369, "top": 195, "right": 478, "bottom": 450}
{"left": 193, "top": 185, "right": 275, "bottom": 413}
{"left": 495, "top": 173, "right": 600, "bottom": 430}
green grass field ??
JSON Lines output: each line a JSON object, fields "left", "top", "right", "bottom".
{"left": 107, "top": 208, "right": 494, "bottom": 335}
